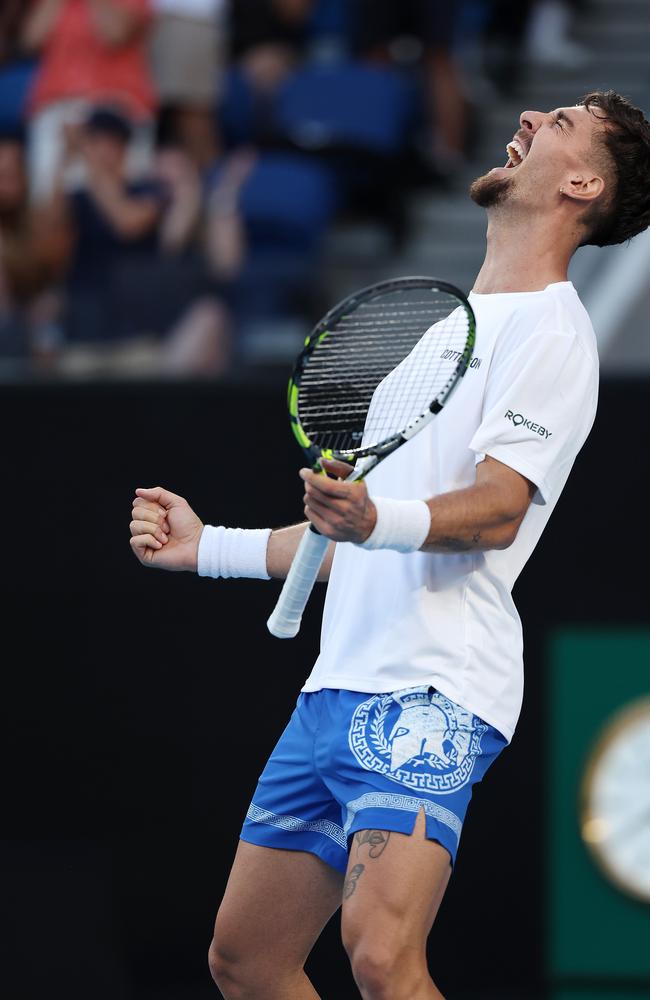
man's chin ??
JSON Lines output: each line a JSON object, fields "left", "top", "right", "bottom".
{"left": 469, "top": 171, "right": 513, "bottom": 208}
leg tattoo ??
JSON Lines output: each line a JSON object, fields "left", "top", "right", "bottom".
{"left": 354, "top": 830, "right": 391, "bottom": 859}
{"left": 343, "top": 831, "right": 391, "bottom": 900}
{"left": 343, "top": 863, "right": 365, "bottom": 899}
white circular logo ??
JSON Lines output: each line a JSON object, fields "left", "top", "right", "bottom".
{"left": 348, "top": 687, "right": 487, "bottom": 793}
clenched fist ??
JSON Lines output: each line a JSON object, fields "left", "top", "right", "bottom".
{"left": 130, "top": 486, "right": 203, "bottom": 571}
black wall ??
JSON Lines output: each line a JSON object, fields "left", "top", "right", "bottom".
{"left": 2, "top": 378, "right": 646, "bottom": 999}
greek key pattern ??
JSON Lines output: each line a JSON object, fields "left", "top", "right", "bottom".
{"left": 247, "top": 803, "right": 347, "bottom": 849}
{"left": 344, "top": 791, "right": 462, "bottom": 843}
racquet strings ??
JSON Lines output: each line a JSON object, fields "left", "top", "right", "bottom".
{"left": 298, "top": 286, "right": 472, "bottom": 455}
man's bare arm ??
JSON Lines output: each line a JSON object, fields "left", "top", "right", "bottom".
{"left": 266, "top": 523, "right": 335, "bottom": 580}
{"left": 421, "top": 456, "right": 536, "bottom": 552}
{"left": 300, "top": 456, "right": 535, "bottom": 551}
{"left": 129, "top": 486, "right": 335, "bottom": 580}
{"left": 129, "top": 454, "right": 529, "bottom": 578}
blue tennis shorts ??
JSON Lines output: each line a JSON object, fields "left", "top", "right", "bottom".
{"left": 241, "top": 685, "right": 507, "bottom": 872}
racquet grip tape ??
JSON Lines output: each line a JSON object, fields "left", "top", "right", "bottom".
{"left": 267, "top": 528, "right": 330, "bottom": 638}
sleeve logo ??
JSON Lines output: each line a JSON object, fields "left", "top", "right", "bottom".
{"left": 504, "top": 409, "right": 552, "bottom": 438}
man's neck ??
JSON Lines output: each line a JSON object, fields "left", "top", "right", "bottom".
{"left": 472, "top": 214, "right": 574, "bottom": 294}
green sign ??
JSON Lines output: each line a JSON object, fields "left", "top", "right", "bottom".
{"left": 547, "top": 630, "right": 650, "bottom": 986}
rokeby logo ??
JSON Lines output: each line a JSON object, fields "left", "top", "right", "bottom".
{"left": 504, "top": 409, "right": 552, "bottom": 438}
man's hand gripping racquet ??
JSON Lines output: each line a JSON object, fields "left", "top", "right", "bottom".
{"left": 267, "top": 276, "right": 476, "bottom": 638}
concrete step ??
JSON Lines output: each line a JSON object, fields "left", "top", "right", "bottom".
{"left": 577, "top": 20, "right": 650, "bottom": 47}
{"left": 589, "top": 0, "right": 650, "bottom": 9}
{"left": 493, "top": 77, "right": 645, "bottom": 106}
{"left": 322, "top": 222, "right": 394, "bottom": 262}
{"left": 408, "top": 198, "right": 483, "bottom": 238}
{"left": 397, "top": 246, "right": 484, "bottom": 275}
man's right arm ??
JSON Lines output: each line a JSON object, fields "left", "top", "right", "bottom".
{"left": 129, "top": 486, "right": 335, "bottom": 581}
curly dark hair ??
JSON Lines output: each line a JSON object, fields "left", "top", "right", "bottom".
{"left": 578, "top": 90, "right": 650, "bottom": 247}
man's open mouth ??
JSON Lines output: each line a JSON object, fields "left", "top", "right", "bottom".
{"left": 505, "top": 136, "right": 529, "bottom": 168}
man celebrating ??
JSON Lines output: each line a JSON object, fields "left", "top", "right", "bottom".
{"left": 130, "top": 92, "right": 650, "bottom": 999}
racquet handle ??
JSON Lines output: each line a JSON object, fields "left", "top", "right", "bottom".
{"left": 267, "top": 527, "right": 330, "bottom": 638}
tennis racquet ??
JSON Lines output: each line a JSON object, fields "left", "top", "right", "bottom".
{"left": 267, "top": 276, "right": 476, "bottom": 639}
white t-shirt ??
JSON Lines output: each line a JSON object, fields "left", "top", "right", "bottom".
{"left": 301, "top": 281, "right": 599, "bottom": 742}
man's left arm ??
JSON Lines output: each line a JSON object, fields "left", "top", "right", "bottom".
{"left": 300, "top": 456, "right": 535, "bottom": 552}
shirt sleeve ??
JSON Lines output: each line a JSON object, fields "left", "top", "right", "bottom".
{"left": 469, "top": 330, "right": 598, "bottom": 505}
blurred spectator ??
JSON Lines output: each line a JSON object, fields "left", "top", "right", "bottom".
{"left": 0, "top": 2, "right": 39, "bottom": 136}
{"left": 222, "top": 1, "right": 416, "bottom": 242}
{"left": 483, "top": 0, "right": 588, "bottom": 94}
{"left": 221, "top": 0, "right": 316, "bottom": 145}
{"left": 481, "top": 0, "right": 534, "bottom": 95}
{"left": 204, "top": 146, "right": 339, "bottom": 362}
{"left": 204, "top": 148, "right": 256, "bottom": 282}
{"left": 0, "top": 132, "right": 68, "bottom": 367}
{"left": 354, "top": 1, "right": 469, "bottom": 177}
{"left": 155, "top": 134, "right": 204, "bottom": 254}
{"left": 149, "top": 0, "right": 227, "bottom": 170}
{"left": 22, "top": 0, "right": 157, "bottom": 201}
{"left": 53, "top": 107, "right": 228, "bottom": 376}
{"left": 230, "top": 0, "right": 314, "bottom": 90}
{"left": 0, "top": 2, "right": 24, "bottom": 66}
{"left": 525, "top": 0, "right": 589, "bottom": 67}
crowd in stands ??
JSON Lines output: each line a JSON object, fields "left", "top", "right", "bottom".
{"left": 0, "top": 0, "right": 587, "bottom": 378}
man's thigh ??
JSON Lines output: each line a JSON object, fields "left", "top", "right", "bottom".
{"left": 341, "top": 809, "right": 452, "bottom": 948}
{"left": 212, "top": 840, "right": 344, "bottom": 968}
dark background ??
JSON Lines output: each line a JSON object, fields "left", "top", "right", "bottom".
{"left": 2, "top": 377, "right": 646, "bottom": 1000}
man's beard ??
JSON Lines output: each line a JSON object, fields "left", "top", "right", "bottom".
{"left": 469, "top": 172, "right": 513, "bottom": 208}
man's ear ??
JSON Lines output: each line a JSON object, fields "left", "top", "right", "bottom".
{"left": 561, "top": 172, "right": 606, "bottom": 203}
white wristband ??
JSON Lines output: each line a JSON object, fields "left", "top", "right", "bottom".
{"left": 356, "top": 497, "right": 431, "bottom": 553}
{"left": 197, "top": 525, "right": 272, "bottom": 579}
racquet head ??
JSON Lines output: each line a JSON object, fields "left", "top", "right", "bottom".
{"left": 288, "top": 276, "right": 476, "bottom": 475}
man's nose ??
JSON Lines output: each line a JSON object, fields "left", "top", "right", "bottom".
{"left": 519, "top": 110, "right": 545, "bottom": 134}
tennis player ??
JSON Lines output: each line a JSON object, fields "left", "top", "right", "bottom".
{"left": 130, "top": 91, "right": 650, "bottom": 999}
